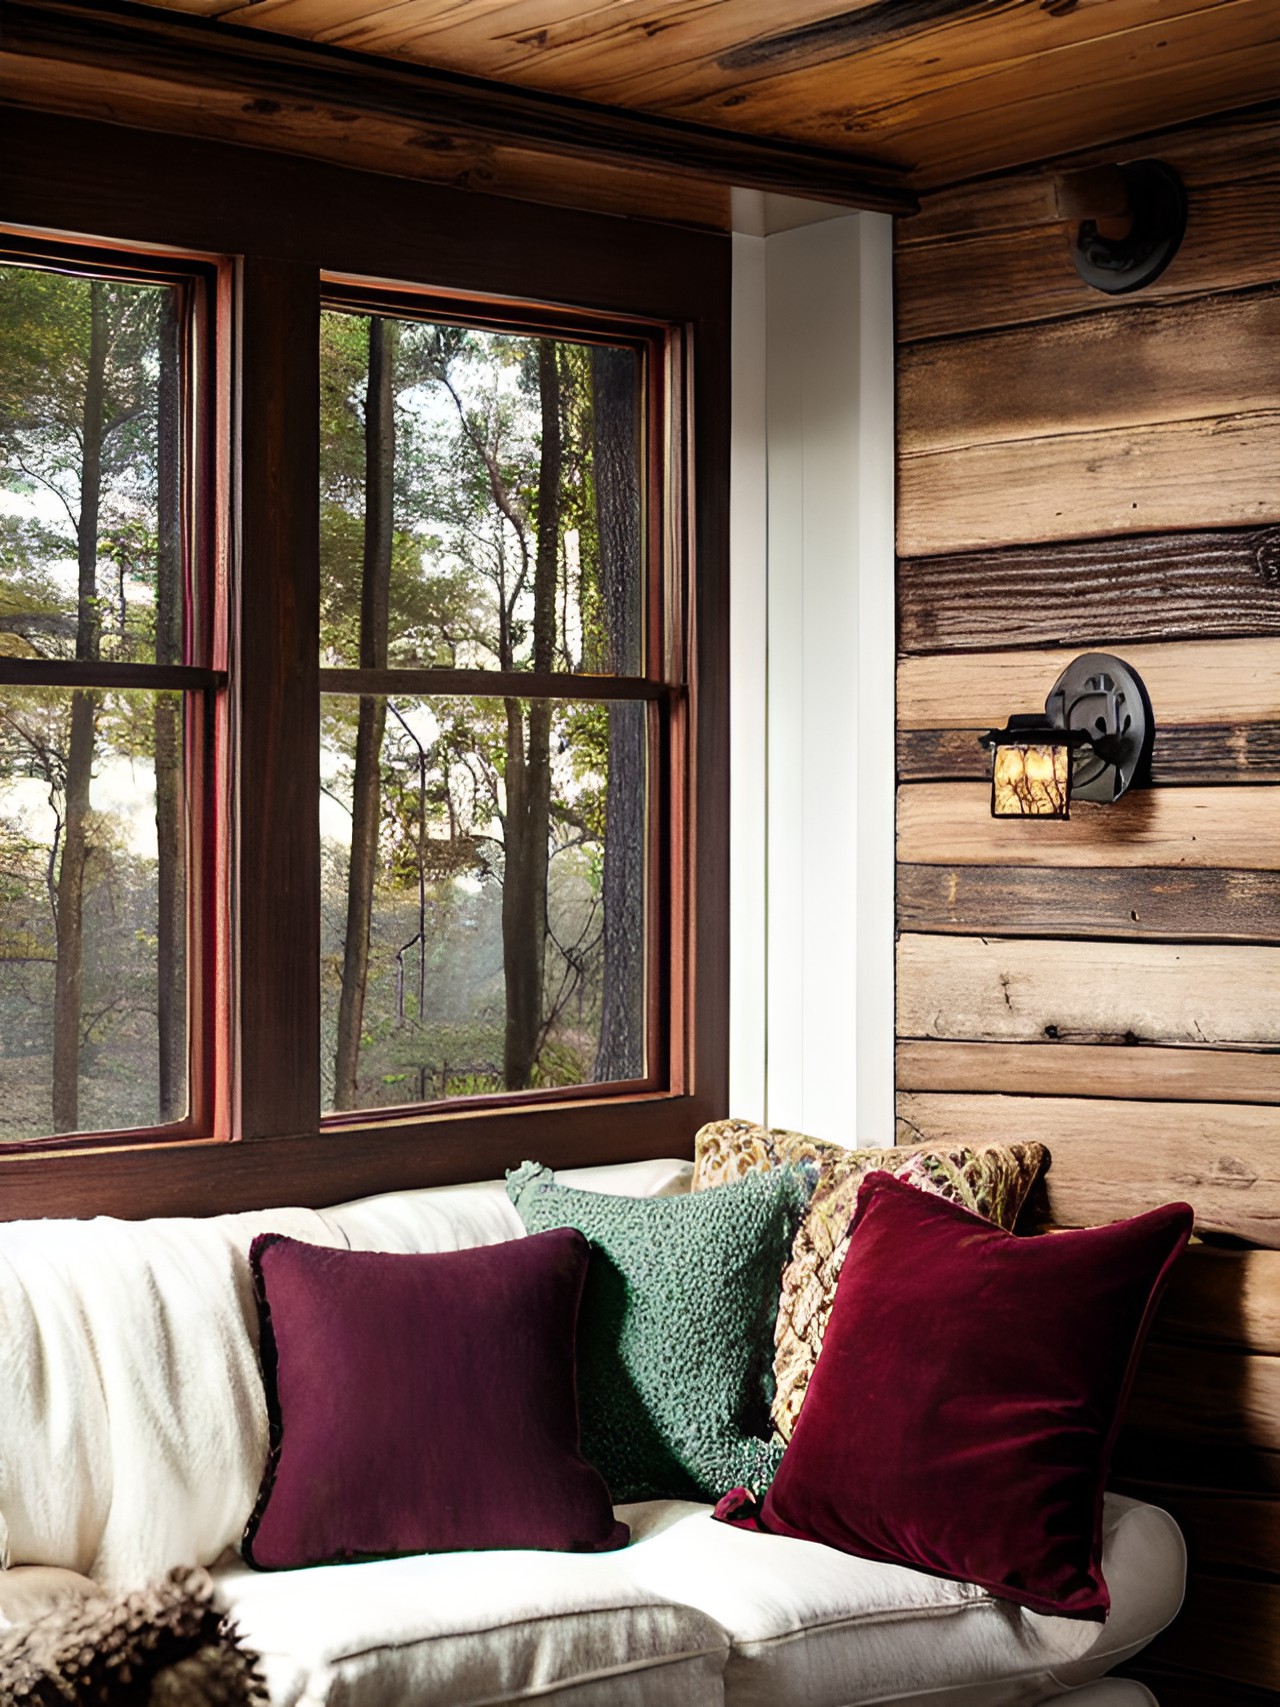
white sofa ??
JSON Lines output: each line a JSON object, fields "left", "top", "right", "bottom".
{"left": 0, "top": 1157, "right": 1184, "bottom": 1707}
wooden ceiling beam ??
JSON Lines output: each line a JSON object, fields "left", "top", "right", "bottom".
{"left": 0, "top": 0, "right": 919, "bottom": 215}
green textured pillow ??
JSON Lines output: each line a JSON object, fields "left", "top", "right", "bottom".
{"left": 506, "top": 1160, "right": 809, "bottom": 1503}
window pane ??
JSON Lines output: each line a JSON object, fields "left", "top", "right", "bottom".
{"left": 319, "top": 311, "right": 644, "bottom": 676}
{"left": 0, "top": 686, "right": 189, "bottom": 1139}
{"left": 0, "top": 264, "right": 184, "bottom": 669}
{"left": 321, "top": 694, "right": 647, "bottom": 1114}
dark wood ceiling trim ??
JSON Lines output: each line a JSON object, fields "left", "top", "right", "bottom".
{"left": 720, "top": 0, "right": 1023, "bottom": 72}
{"left": 0, "top": 0, "right": 919, "bottom": 215}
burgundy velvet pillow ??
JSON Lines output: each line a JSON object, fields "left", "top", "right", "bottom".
{"left": 243, "top": 1228, "right": 627, "bottom": 1568}
{"left": 715, "top": 1172, "right": 1192, "bottom": 1619}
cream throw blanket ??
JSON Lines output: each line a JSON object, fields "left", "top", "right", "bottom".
{"left": 0, "top": 1207, "right": 330, "bottom": 1588}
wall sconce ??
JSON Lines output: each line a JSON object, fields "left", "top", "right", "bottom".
{"left": 980, "top": 653, "right": 1154, "bottom": 819}
{"left": 1055, "top": 160, "right": 1187, "bottom": 295}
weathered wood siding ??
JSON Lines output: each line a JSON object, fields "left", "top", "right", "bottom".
{"left": 895, "top": 105, "right": 1280, "bottom": 1705}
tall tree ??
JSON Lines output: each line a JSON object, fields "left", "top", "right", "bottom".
{"left": 1, "top": 267, "right": 200, "bottom": 1135}
{"left": 500, "top": 340, "right": 560, "bottom": 1089}
{"left": 333, "top": 316, "right": 398, "bottom": 1109}
{"left": 49, "top": 281, "right": 107, "bottom": 1132}
{"left": 154, "top": 292, "right": 184, "bottom": 1122}
{"left": 591, "top": 346, "right": 645, "bottom": 1083}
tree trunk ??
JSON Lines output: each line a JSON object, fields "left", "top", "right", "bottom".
{"left": 154, "top": 290, "right": 185, "bottom": 1122}
{"left": 333, "top": 316, "right": 396, "bottom": 1110}
{"left": 51, "top": 280, "right": 106, "bottom": 1133}
{"left": 501, "top": 340, "right": 560, "bottom": 1090}
{"left": 590, "top": 345, "right": 645, "bottom": 1084}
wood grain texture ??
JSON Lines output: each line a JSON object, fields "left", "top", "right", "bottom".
{"left": 1126, "top": 1341, "right": 1280, "bottom": 1460}
{"left": 1118, "top": 1665, "right": 1280, "bottom": 1707}
{"left": 0, "top": 48, "right": 734, "bottom": 230}
{"left": 0, "top": 108, "right": 733, "bottom": 327}
{"left": 896, "top": 1039, "right": 1280, "bottom": 1108}
{"left": 1112, "top": 1429, "right": 1280, "bottom": 1497}
{"left": 899, "top": 411, "right": 1280, "bottom": 555}
{"left": 283, "top": 0, "right": 1237, "bottom": 110}
{"left": 204, "top": 0, "right": 1278, "bottom": 189}
{"left": 1109, "top": 1484, "right": 1280, "bottom": 1577}
{"left": 897, "top": 783, "right": 1280, "bottom": 871}
{"left": 897, "top": 723, "right": 1280, "bottom": 785}
{"left": 898, "top": 107, "right": 1280, "bottom": 339}
{"left": 1156, "top": 1246, "right": 1280, "bottom": 1357}
{"left": 607, "top": 0, "right": 1280, "bottom": 190}
{"left": 1140, "top": 1573, "right": 1280, "bottom": 1693}
{"left": 849, "top": 14, "right": 1280, "bottom": 191}
{"left": 896, "top": 933, "right": 1280, "bottom": 1049}
{"left": 897, "top": 865, "right": 1280, "bottom": 946}
{"left": 892, "top": 97, "right": 1280, "bottom": 1707}
{"left": 235, "top": 257, "right": 322, "bottom": 1141}
{"left": 897, "top": 638, "right": 1280, "bottom": 731}
{"left": 21, "top": 0, "right": 1280, "bottom": 196}
{"left": 894, "top": 1092, "right": 1280, "bottom": 1245}
{"left": 0, "top": 0, "right": 916, "bottom": 212}
{"left": 0, "top": 1090, "right": 709, "bottom": 1222}
{"left": 901, "top": 288, "right": 1280, "bottom": 457}
{"left": 897, "top": 528, "right": 1280, "bottom": 656}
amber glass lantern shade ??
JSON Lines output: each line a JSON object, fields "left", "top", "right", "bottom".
{"left": 991, "top": 740, "right": 1072, "bottom": 818}
{"left": 981, "top": 714, "right": 1083, "bottom": 819}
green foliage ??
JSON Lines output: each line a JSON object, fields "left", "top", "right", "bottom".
{"left": 318, "top": 310, "right": 645, "bottom": 1111}
{"left": 0, "top": 261, "right": 180, "bottom": 1138}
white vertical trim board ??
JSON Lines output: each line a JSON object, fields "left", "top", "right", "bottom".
{"left": 854, "top": 214, "right": 897, "bottom": 1145}
{"left": 728, "top": 229, "right": 768, "bottom": 1125}
{"left": 728, "top": 205, "right": 896, "bottom": 1144}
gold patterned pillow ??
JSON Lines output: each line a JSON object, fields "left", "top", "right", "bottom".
{"left": 693, "top": 1119, "right": 1048, "bottom": 1441}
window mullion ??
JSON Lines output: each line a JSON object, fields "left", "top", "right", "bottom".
{"left": 235, "top": 256, "right": 321, "bottom": 1142}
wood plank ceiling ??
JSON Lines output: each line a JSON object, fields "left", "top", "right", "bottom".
{"left": 76, "top": 0, "right": 1280, "bottom": 192}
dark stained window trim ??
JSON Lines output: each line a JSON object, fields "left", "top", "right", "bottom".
{"left": 314, "top": 281, "right": 679, "bottom": 1120}
{"left": 0, "top": 108, "right": 731, "bottom": 1220}
{"left": 0, "top": 239, "right": 225, "bottom": 1157}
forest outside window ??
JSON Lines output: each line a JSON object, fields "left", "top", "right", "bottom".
{"left": 0, "top": 242, "right": 222, "bottom": 1147}
{"left": 318, "top": 292, "right": 673, "bottom": 1119}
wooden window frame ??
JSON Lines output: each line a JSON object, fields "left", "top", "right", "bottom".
{"left": 0, "top": 232, "right": 229, "bottom": 1157}
{"left": 0, "top": 106, "right": 731, "bottom": 1220}
{"left": 314, "top": 282, "right": 680, "bottom": 1121}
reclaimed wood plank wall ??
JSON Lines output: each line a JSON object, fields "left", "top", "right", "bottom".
{"left": 894, "top": 104, "right": 1280, "bottom": 1705}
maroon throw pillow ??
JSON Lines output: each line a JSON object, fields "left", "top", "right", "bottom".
{"left": 714, "top": 1172, "right": 1192, "bottom": 1619}
{"left": 243, "top": 1228, "right": 628, "bottom": 1568}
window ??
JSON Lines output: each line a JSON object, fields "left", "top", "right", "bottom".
{"left": 0, "top": 240, "right": 222, "bottom": 1148}
{"left": 317, "top": 293, "right": 668, "bottom": 1120}
{"left": 0, "top": 115, "right": 729, "bottom": 1215}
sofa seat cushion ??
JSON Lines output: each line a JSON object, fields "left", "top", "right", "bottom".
{"left": 212, "top": 1542, "right": 728, "bottom": 1707}
{"left": 214, "top": 1492, "right": 1180, "bottom": 1707}
{"left": 611, "top": 1495, "right": 1184, "bottom": 1707}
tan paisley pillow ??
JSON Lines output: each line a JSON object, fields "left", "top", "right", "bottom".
{"left": 693, "top": 1118, "right": 1048, "bottom": 1441}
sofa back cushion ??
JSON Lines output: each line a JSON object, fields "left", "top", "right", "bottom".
{"left": 0, "top": 1158, "right": 692, "bottom": 1588}
{"left": 0, "top": 1206, "right": 330, "bottom": 1587}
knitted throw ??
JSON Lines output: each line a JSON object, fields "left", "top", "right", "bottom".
{"left": 0, "top": 1566, "right": 268, "bottom": 1707}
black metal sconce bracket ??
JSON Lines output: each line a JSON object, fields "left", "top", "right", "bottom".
{"left": 1058, "top": 160, "right": 1187, "bottom": 295}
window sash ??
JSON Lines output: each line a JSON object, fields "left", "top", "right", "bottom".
{"left": 0, "top": 242, "right": 226, "bottom": 1153}
{"left": 313, "top": 292, "right": 679, "bottom": 1118}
